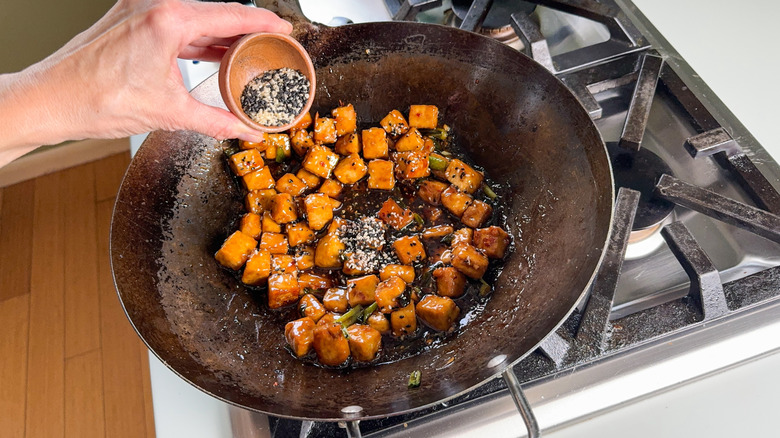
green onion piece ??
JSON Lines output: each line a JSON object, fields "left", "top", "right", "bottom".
{"left": 275, "top": 145, "right": 286, "bottom": 163}
{"left": 440, "top": 234, "right": 454, "bottom": 245}
{"left": 479, "top": 278, "right": 491, "bottom": 296}
{"left": 335, "top": 304, "right": 364, "bottom": 327}
{"left": 482, "top": 183, "right": 498, "bottom": 199}
{"left": 440, "top": 150, "right": 453, "bottom": 157}
{"left": 428, "top": 155, "right": 448, "bottom": 171}
{"left": 223, "top": 144, "right": 240, "bottom": 157}
{"left": 408, "top": 370, "right": 422, "bottom": 388}
{"left": 341, "top": 325, "right": 350, "bottom": 339}
{"left": 419, "top": 128, "right": 449, "bottom": 140}
{"left": 361, "top": 302, "right": 378, "bottom": 322}
{"left": 413, "top": 213, "right": 424, "bottom": 226}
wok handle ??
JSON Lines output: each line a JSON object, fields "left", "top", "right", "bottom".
{"left": 502, "top": 368, "right": 541, "bottom": 438}
{"left": 252, "top": 0, "right": 319, "bottom": 39}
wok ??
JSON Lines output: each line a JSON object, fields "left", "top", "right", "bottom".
{"left": 110, "top": 0, "right": 613, "bottom": 423}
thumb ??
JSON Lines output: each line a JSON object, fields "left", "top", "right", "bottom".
{"left": 175, "top": 96, "right": 266, "bottom": 143}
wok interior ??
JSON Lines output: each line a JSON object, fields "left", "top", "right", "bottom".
{"left": 111, "top": 23, "right": 612, "bottom": 420}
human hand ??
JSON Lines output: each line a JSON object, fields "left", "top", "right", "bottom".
{"left": 0, "top": 0, "right": 292, "bottom": 165}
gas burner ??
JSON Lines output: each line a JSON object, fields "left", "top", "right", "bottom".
{"left": 445, "top": 0, "right": 536, "bottom": 50}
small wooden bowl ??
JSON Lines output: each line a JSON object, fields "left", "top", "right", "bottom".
{"left": 219, "top": 33, "right": 316, "bottom": 133}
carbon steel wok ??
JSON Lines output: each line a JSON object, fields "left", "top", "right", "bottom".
{"left": 110, "top": 3, "right": 613, "bottom": 422}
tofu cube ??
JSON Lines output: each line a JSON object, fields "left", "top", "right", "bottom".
{"left": 380, "top": 109, "right": 409, "bottom": 137}
{"left": 451, "top": 243, "right": 489, "bottom": 279}
{"left": 416, "top": 295, "right": 459, "bottom": 331}
{"left": 264, "top": 133, "right": 292, "bottom": 161}
{"left": 393, "top": 151, "right": 430, "bottom": 179}
{"left": 241, "top": 249, "right": 271, "bottom": 285}
{"left": 390, "top": 303, "right": 417, "bottom": 338}
{"left": 298, "top": 294, "right": 327, "bottom": 322}
{"left": 452, "top": 227, "right": 473, "bottom": 246}
{"left": 270, "top": 193, "right": 297, "bottom": 224}
{"left": 242, "top": 166, "right": 275, "bottom": 191}
{"left": 262, "top": 211, "right": 282, "bottom": 233}
{"left": 259, "top": 232, "right": 289, "bottom": 254}
{"left": 304, "top": 193, "right": 336, "bottom": 231}
{"left": 271, "top": 254, "right": 297, "bottom": 274}
{"left": 408, "top": 104, "right": 439, "bottom": 129}
{"left": 333, "top": 153, "right": 368, "bottom": 185}
{"left": 445, "top": 159, "right": 484, "bottom": 194}
{"left": 215, "top": 231, "right": 257, "bottom": 270}
{"left": 229, "top": 149, "right": 264, "bottom": 176}
{"left": 421, "top": 225, "right": 454, "bottom": 239}
{"left": 347, "top": 274, "right": 380, "bottom": 307}
{"left": 284, "top": 317, "right": 315, "bottom": 357}
{"left": 367, "top": 312, "right": 391, "bottom": 335}
{"left": 312, "top": 320, "right": 350, "bottom": 366}
{"left": 245, "top": 189, "right": 277, "bottom": 215}
{"left": 367, "top": 159, "right": 395, "bottom": 190}
{"left": 294, "top": 245, "right": 315, "bottom": 271}
{"left": 331, "top": 103, "right": 357, "bottom": 136}
{"left": 440, "top": 185, "right": 473, "bottom": 217}
{"left": 393, "top": 235, "right": 426, "bottom": 265}
{"left": 314, "top": 233, "right": 345, "bottom": 269}
{"left": 342, "top": 250, "right": 380, "bottom": 276}
{"left": 286, "top": 222, "right": 316, "bottom": 247}
{"left": 290, "top": 111, "right": 312, "bottom": 131}
{"left": 322, "top": 287, "right": 349, "bottom": 313}
{"left": 394, "top": 128, "right": 424, "bottom": 152}
{"left": 239, "top": 212, "right": 262, "bottom": 239}
{"left": 433, "top": 267, "right": 467, "bottom": 298}
{"left": 290, "top": 129, "right": 315, "bottom": 157}
{"left": 378, "top": 198, "right": 414, "bottom": 230}
{"left": 375, "top": 276, "right": 407, "bottom": 313}
{"left": 296, "top": 168, "right": 321, "bottom": 190}
{"left": 461, "top": 199, "right": 493, "bottom": 228}
{"left": 346, "top": 324, "right": 382, "bottom": 362}
{"left": 313, "top": 113, "right": 337, "bottom": 144}
{"left": 318, "top": 179, "right": 343, "bottom": 199}
{"left": 302, "top": 145, "right": 340, "bottom": 178}
{"left": 361, "top": 127, "right": 389, "bottom": 159}
{"left": 275, "top": 173, "right": 307, "bottom": 196}
{"left": 334, "top": 132, "right": 361, "bottom": 156}
{"left": 473, "top": 226, "right": 511, "bottom": 259}
{"left": 379, "top": 264, "right": 415, "bottom": 283}
{"left": 239, "top": 134, "right": 269, "bottom": 151}
{"left": 298, "top": 272, "right": 334, "bottom": 291}
{"left": 418, "top": 180, "right": 449, "bottom": 205}
{"left": 267, "top": 273, "right": 300, "bottom": 309}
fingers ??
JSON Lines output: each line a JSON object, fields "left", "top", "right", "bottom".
{"left": 180, "top": 2, "right": 293, "bottom": 40}
{"left": 176, "top": 95, "right": 267, "bottom": 143}
{"left": 178, "top": 45, "right": 228, "bottom": 63}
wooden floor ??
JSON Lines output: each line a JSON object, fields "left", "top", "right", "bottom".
{"left": 0, "top": 152, "right": 156, "bottom": 438}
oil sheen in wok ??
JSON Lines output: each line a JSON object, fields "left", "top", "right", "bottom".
{"left": 214, "top": 104, "right": 511, "bottom": 369}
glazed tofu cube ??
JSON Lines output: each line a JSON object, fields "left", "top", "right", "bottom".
{"left": 379, "top": 264, "right": 415, "bottom": 283}
{"left": 304, "top": 193, "right": 336, "bottom": 231}
{"left": 267, "top": 273, "right": 300, "bottom": 309}
{"left": 298, "top": 294, "right": 327, "bottom": 322}
{"left": 331, "top": 103, "right": 357, "bottom": 136}
{"left": 346, "top": 324, "right": 382, "bottom": 362}
{"left": 416, "top": 295, "right": 459, "bottom": 331}
{"left": 313, "top": 113, "right": 337, "bottom": 144}
{"left": 473, "top": 226, "right": 511, "bottom": 259}
{"left": 361, "top": 127, "right": 389, "bottom": 159}
{"left": 298, "top": 272, "right": 334, "bottom": 291}
{"left": 294, "top": 245, "right": 316, "bottom": 270}
{"left": 408, "top": 104, "right": 439, "bottom": 129}
{"left": 229, "top": 149, "right": 264, "bottom": 176}
{"left": 367, "top": 159, "right": 395, "bottom": 190}
{"left": 314, "top": 233, "right": 345, "bottom": 269}
{"left": 318, "top": 179, "right": 343, "bottom": 198}
{"left": 276, "top": 173, "right": 307, "bottom": 196}
{"left": 239, "top": 212, "right": 262, "bottom": 239}
{"left": 451, "top": 243, "right": 489, "bottom": 279}
{"left": 390, "top": 303, "right": 417, "bottom": 338}
{"left": 375, "top": 276, "right": 407, "bottom": 313}
{"left": 291, "top": 111, "right": 312, "bottom": 130}
{"left": 296, "top": 168, "right": 321, "bottom": 189}
{"left": 215, "top": 231, "right": 257, "bottom": 270}
{"left": 423, "top": 206, "right": 444, "bottom": 223}
{"left": 271, "top": 254, "right": 297, "bottom": 274}
{"left": 421, "top": 137, "right": 436, "bottom": 155}
{"left": 445, "top": 159, "right": 483, "bottom": 194}
{"left": 333, "top": 153, "right": 368, "bottom": 184}
{"left": 242, "top": 166, "right": 275, "bottom": 191}
{"left": 284, "top": 317, "right": 315, "bottom": 357}
{"left": 334, "top": 132, "right": 361, "bottom": 156}
{"left": 380, "top": 109, "right": 409, "bottom": 137}
{"left": 259, "top": 232, "right": 289, "bottom": 254}
{"left": 378, "top": 198, "right": 414, "bottom": 230}
{"left": 393, "top": 235, "right": 427, "bottom": 265}
{"left": 347, "top": 274, "right": 380, "bottom": 307}
{"left": 367, "top": 312, "right": 391, "bottom": 335}
{"left": 440, "top": 185, "right": 473, "bottom": 217}
{"left": 241, "top": 249, "right": 271, "bottom": 285}
{"left": 393, "top": 151, "right": 430, "bottom": 179}
{"left": 326, "top": 216, "right": 348, "bottom": 236}
{"left": 262, "top": 211, "right": 282, "bottom": 233}
{"left": 302, "top": 145, "right": 340, "bottom": 178}
{"left": 312, "top": 320, "right": 350, "bottom": 366}
{"left": 265, "top": 133, "right": 292, "bottom": 161}
{"left": 290, "top": 129, "right": 315, "bottom": 157}
{"left": 322, "top": 287, "right": 349, "bottom": 313}
{"left": 421, "top": 225, "right": 454, "bottom": 239}
{"left": 245, "top": 189, "right": 277, "bottom": 215}
{"left": 418, "top": 180, "right": 449, "bottom": 205}
{"left": 286, "top": 222, "right": 316, "bottom": 247}
{"left": 270, "top": 193, "right": 297, "bottom": 224}
{"left": 452, "top": 227, "right": 473, "bottom": 246}
{"left": 433, "top": 267, "right": 467, "bottom": 298}
{"left": 239, "top": 134, "right": 269, "bottom": 151}
{"left": 394, "top": 128, "right": 424, "bottom": 152}
{"left": 461, "top": 199, "right": 493, "bottom": 228}
{"left": 342, "top": 250, "right": 381, "bottom": 276}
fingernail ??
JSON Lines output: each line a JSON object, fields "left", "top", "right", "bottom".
{"left": 281, "top": 19, "right": 293, "bottom": 34}
{"left": 237, "top": 130, "right": 266, "bottom": 144}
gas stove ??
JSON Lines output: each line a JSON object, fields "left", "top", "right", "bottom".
{"left": 149, "top": 1, "right": 780, "bottom": 437}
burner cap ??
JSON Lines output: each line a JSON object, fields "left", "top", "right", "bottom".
{"left": 607, "top": 142, "right": 675, "bottom": 231}
{"left": 451, "top": 0, "right": 536, "bottom": 30}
